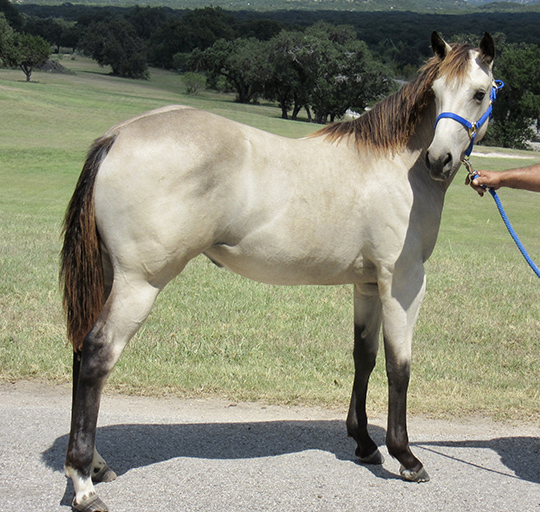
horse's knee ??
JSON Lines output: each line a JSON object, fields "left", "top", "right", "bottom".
{"left": 353, "top": 324, "right": 379, "bottom": 370}
{"left": 385, "top": 355, "right": 411, "bottom": 392}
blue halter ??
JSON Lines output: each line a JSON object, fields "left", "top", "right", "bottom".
{"left": 434, "top": 80, "right": 504, "bottom": 157}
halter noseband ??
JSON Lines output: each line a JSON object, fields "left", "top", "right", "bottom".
{"left": 434, "top": 80, "right": 504, "bottom": 157}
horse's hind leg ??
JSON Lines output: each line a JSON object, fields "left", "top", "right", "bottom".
{"left": 71, "top": 352, "right": 117, "bottom": 485}
{"left": 65, "top": 278, "right": 160, "bottom": 512}
{"left": 346, "top": 283, "right": 384, "bottom": 464}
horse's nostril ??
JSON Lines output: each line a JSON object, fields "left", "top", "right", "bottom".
{"left": 443, "top": 153, "right": 452, "bottom": 168}
{"left": 425, "top": 151, "right": 431, "bottom": 170}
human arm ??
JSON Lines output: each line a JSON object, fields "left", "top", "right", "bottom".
{"left": 467, "top": 163, "right": 540, "bottom": 196}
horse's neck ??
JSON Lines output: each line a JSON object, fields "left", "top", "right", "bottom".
{"left": 402, "top": 100, "right": 448, "bottom": 261}
{"left": 406, "top": 102, "right": 450, "bottom": 194}
{"left": 408, "top": 101, "right": 437, "bottom": 156}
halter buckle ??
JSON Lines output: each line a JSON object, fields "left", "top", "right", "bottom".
{"left": 467, "top": 123, "right": 477, "bottom": 140}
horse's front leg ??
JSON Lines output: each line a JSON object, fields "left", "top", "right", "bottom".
{"left": 380, "top": 266, "right": 430, "bottom": 482}
{"left": 346, "top": 283, "right": 384, "bottom": 464}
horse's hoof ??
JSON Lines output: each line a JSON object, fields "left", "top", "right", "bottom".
{"left": 357, "top": 448, "right": 385, "bottom": 465}
{"left": 399, "top": 464, "right": 430, "bottom": 482}
{"left": 92, "top": 465, "right": 117, "bottom": 483}
{"left": 72, "top": 493, "right": 109, "bottom": 512}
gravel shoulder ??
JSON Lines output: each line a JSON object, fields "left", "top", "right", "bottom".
{"left": 1, "top": 380, "right": 539, "bottom": 512}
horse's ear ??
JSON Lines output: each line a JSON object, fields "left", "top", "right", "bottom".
{"left": 479, "top": 32, "right": 495, "bottom": 65}
{"left": 431, "top": 31, "right": 451, "bottom": 60}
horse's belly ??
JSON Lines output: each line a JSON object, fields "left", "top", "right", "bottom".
{"left": 204, "top": 243, "right": 373, "bottom": 286}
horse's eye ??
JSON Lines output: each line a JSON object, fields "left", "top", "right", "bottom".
{"left": 474, "top": 91, "right": 486, "bottom": 102}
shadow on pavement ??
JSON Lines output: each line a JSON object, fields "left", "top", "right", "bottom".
{"left": 43, "top": 419, "right": 540, "bottom": 503}
{"left": 414, "top": 436, "right": 540, "bottom": 484}
{"left": 43, "top": 420, "right": 397, "bottom": 478}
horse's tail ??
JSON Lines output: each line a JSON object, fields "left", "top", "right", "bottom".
{"left": 60, "top": 135, "right": 116, "bottom": 353}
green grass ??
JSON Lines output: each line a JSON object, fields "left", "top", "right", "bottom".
{"left": 416, "top": 166, "right": 540, "bottom": 419}
{"left": 1, "top": 57, "right": 540, "bottom": 420}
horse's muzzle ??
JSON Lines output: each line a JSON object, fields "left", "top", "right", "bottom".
{"left": 425, "top": 150, "right": 454, "bottom": 181}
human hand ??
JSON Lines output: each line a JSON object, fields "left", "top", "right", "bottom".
{"left": 465, "top": 170, "right": 501, "bottom": 196}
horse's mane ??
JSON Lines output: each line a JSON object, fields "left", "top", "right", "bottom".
{"left": 313, "top": 43, "right": 474, "bottom": 152}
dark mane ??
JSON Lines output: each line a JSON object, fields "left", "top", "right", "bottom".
{"left": 313, "top": 43, "right": 473, "bottom": 152}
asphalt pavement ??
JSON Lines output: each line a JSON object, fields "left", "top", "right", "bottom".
{"left": 1, "top": 380, "right": 539, "bottom": 512}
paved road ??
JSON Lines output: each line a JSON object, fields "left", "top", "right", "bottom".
{"left": 1, "top": 380, "right": 539, "bottom": 512}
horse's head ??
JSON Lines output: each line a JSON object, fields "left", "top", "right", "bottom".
{"left": 426, "top": 32, "right": 496, "bottom": 181}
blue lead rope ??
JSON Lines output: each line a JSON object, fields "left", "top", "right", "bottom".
{"left": 472, "top": 173, "right": 540, "bottom": 279}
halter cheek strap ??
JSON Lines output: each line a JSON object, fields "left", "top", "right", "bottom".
{"left": 434, "top": 80, "right": 504, "bottom": 157}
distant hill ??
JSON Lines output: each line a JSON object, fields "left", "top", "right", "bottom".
{"left": 14, "top": 0, "right": 540, "bottom": 12}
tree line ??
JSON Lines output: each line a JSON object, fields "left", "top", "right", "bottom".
{"left": 189, "top": 23, "right": 394, "bottom": 123}
{"left": 1, "top": 4, "right": 396, "bottom": 122}
{"left": 13, "top": 3, "right": 540, "bottom": 67}
{"left": 1, "top": 2, "right": 539, "bottom": 147}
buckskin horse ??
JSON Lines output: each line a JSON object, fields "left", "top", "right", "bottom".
{"left": 61, "top": 32, "right": 497, "bottom": 511}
